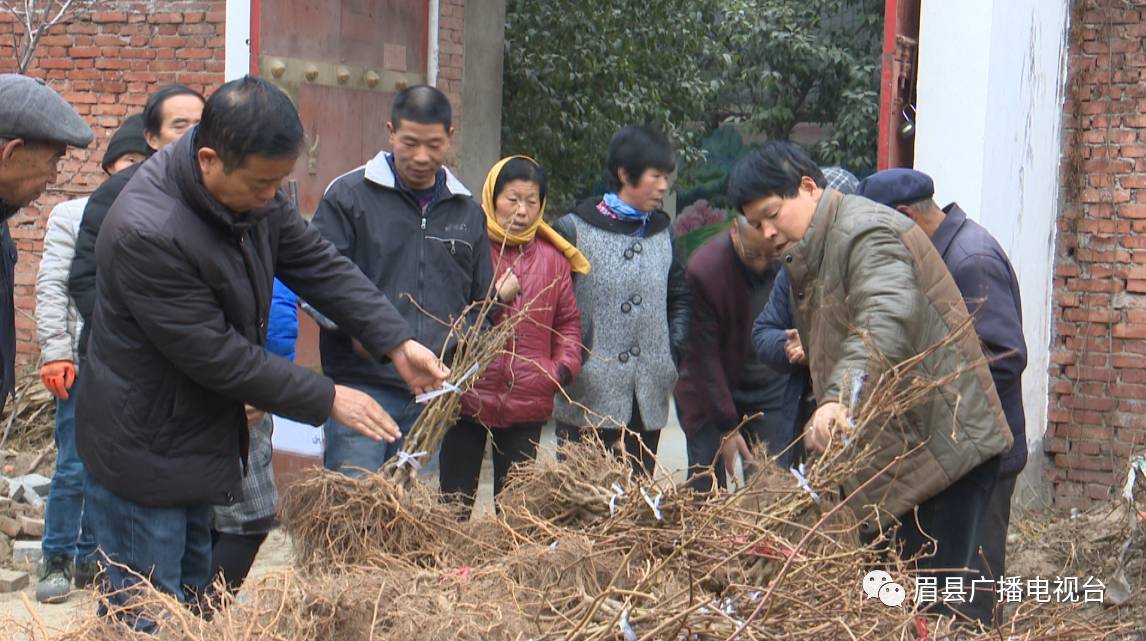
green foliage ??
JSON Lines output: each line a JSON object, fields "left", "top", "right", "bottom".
{"left": 715, "top": 0, "right": 883, "bottom": 171}
{"left": 501, "top": 0, "right": 722, "bottom": 209}
{"left": 501, "top": 0, "right": 883, "bottom": 208}
{"left": 675, "top": 125, "right": 746, "bottom": 210}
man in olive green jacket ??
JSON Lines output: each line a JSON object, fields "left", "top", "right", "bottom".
{"left": 728, "top": 142, "right": 1013, "bottom": 614}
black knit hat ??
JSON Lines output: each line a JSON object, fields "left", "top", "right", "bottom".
{"left": 101, "top": 113, "right": 151, "bottom": 174}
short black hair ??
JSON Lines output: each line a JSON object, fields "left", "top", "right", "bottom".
{"left": 494, "top": 157, "right": 547, "bottom": 203}
{"left": 195, "top": 76, "right": 303, "bottom": 172}
{"left": 143, "top": 84, "right": 205, "bottom": 137}
{"left": 390, "top": 85, "right": 452, "bottom": 130}
{"left": 727, "top": 141, "right": 826, "bottom": 210}
{"left": 605, "top": 125, "right": 676, "bottom": 192}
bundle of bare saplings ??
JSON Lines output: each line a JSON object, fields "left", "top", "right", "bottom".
{"left": 7, "top": 304, "right": 1142, "bottom": 641}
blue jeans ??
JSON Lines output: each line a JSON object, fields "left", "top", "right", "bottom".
{"left": 85, "top": 473, "right": 212, "bottom": 632}
{"left": 323, "top": 383, "right": 424, "bottom": 476}
{"left": 41, "top": 382, "right": 97, "bottom": 561}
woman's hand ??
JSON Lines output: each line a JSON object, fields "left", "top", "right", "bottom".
{"left": 496, "top": 269, "right": 521, "bottom": 304}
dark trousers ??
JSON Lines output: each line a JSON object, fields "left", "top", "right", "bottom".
{"left": 209, "top": 530, "right": 268, "bottom": 594}
{"left": 895, "top": 456, "right": 1002, "bottom": 623}
{"left": 685, "top": 405, "right": 804, "bottom": 493}
{"left": 556, "top": 401, "right": 661, "bottom": 477}
{"left": 961, "top": 470, "right": 1018, "bottom": 625}
{"left": 439, "top": 417, "right": 543, "bottom": 515}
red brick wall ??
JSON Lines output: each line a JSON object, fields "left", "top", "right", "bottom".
{"left": 437, "top": 0, "right": 465, "bottom": 158}
{"left": 1048, "top": 0, "right": 1146, "bottom": 509}
{"left": 0, "top": 0, "right": 226, "bottom": 366}
{"left": 0, "top": 0, "right": 470, "bottom": 368}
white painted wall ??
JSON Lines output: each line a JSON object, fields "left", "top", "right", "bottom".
{"left": 224, "top": 0, "right": 252, "bottom": 81}
{"left": 915, "top": 0, "right": 1072, "bottom": 503}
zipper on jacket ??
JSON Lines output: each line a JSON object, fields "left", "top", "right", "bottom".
{"left": 416, "top": 207, "right": 428, "bottom": 341}
{"left": 409, "top": 191, "right": 458, "bottom": 349}
{"left": 237, "top": 233, "right": 266, "bottom": 342}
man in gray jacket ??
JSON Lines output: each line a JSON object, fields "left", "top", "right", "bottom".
{"left": 728, "top": 142, "right": 1011, "bottom": 622}
{"left": 33, "top": 114, "right": 151, "bottom": 603}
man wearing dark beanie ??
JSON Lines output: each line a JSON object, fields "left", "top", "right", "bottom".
{"left": 34, "top": 111, "right": 149, "bottom": 602}
{"left": 100, "top": 113, "right": 151, "bottom": 175}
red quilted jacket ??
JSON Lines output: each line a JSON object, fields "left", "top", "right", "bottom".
{"left": 462, "top": 237, "right": 583, "bottom": 427}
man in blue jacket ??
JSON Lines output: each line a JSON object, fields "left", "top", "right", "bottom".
{"left": 751, "top": 168, "right": 859, "bottom": 467}
{"left": 857, "top": 168, "right": 1027, "bottom": 625}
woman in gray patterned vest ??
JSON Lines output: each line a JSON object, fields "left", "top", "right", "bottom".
{"left": 551, "top": 126, "right": 691, "bottom": 475}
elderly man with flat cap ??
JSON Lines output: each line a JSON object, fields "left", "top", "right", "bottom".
{"left": 0, "top": 74, "right": 93, "bottom": 414}
{"left": 858, "top": 168, "right": 1026, "bottom": 625}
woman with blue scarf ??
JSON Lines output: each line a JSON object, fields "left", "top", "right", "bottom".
{"left": 551, "top": 125, "right": 691, "bottom": 476}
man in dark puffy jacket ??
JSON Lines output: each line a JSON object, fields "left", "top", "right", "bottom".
{"left": 75, "top": 76, "right": 447, "bottom": 629}
{"left": 858, "top": 168, "right": 1027, "bottom": 625}
{"left": 312, "top": 85, "right": 492, "bottom": 475}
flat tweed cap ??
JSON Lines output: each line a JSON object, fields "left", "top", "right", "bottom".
{"left": 0, "top": 74, "right": 93, "bottom": 147}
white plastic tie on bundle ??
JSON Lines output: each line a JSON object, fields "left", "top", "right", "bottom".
{"left": 415, "top": 362, "right": 480, "bottom": 404}
{"left": 721, "top": 597, "right": 736, "bottom": 615}
{"left": 790, "top": 463, "right": 821, "bottom": 503}
{"left": 844, "top": 369, "right": 867, "bottom": 445}
{"left": 618, "top": 608, "right": 637, "bottom": 641}
{"left": 1123, "top": 457, "right": 1146, "bottom": 502}
{"left": 609, "top": 482, "right": 625, "bottom": 515}
{"left": 640, "top": 487, "right": 664, "bottom": 522}
{"left": 395, "top": 450, "right": 428, "bottom": 471}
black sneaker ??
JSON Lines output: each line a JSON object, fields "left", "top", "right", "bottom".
{"left": 35, "top": 555, "right": 73, "bottom": 604}
{"left": 73, "top": 558, "right": 101, "bottom": 589}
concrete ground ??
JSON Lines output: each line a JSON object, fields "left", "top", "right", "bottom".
{"left": 0, "top": 412, "right": 692, "bottom": 639}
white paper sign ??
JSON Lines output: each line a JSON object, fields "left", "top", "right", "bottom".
{"left": 270, "top": 415, "right": 324, "bottom": 456}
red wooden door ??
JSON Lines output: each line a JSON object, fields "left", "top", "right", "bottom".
{"left": 877, "top": 0, "right": 919, "bottom": 170}
{"left": 253, "top": 1, "right": 430, "bottom": 372}
{"left": 255, "top": 0, "right": 429, "bottom": 217}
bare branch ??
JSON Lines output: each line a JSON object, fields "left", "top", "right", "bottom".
{"left": 0, "top": 0, "right": 94, "bottom": 73}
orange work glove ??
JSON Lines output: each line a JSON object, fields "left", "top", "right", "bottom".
{"left": 40, "top": 360, "right": 76, "bottom": 400}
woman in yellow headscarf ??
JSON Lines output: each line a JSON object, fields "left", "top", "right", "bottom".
{"left": 439, "top": 156, "right": 589, "bottom": 515}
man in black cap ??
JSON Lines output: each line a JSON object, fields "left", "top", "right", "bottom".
{"left": 857, "top": 167, "right": 1027, "bottom": 625}
{"left": 33, "top": 112, "right": 151, "bottom": 603}
{"left": 0, "top": 74, "right": 93, "bottom": 415}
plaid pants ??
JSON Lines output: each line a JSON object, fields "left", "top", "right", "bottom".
{"left": 211, "top": 414, "right": 277, "bottom": 534}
